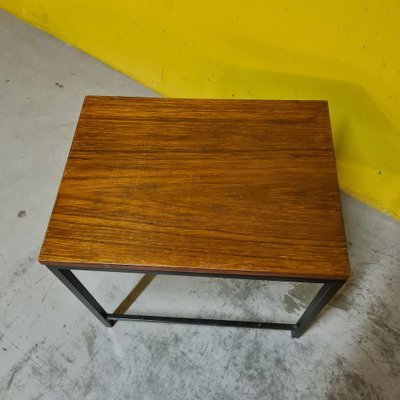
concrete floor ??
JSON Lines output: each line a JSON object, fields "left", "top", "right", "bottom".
{"left": 1, "top": 10, "right": 400, "bottom": 400}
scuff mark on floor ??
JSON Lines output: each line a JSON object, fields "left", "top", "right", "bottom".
{"left": 5, "top": 344, "right": 39, "bottom": 392}
{"left": 283, "top": 283, "right": 320, "bottom": 313}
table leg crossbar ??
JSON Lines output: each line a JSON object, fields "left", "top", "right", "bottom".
{"left": 48, "top": 267, "right": 344, "bottom": 338}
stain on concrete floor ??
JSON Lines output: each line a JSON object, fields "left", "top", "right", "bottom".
{"left": 17, "top": 210, "right": 26, "bottom": 218}
{"left": 283, "top": 283, "right": 321, "bottom": 314}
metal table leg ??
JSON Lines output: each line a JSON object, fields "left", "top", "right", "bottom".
{"left": 49, "top": 267, "right": 113, "bottom": 327}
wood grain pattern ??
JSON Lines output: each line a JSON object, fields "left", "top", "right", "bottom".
{"left": 39, "top": 96, "right": 350, "bottom": 280}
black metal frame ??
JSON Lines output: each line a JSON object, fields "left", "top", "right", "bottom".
{"left": 47, "top": 266, "right": 345, "bottom": 338}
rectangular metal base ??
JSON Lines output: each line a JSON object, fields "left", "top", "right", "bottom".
{"left": 48, "top": 267, "right": 345, "bottom": 338}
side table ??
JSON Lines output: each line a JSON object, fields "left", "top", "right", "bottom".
{"left": 39, "top": 97, "right": 350, "bottom": 338}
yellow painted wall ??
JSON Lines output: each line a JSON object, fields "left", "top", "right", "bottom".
{"left": 2, "top": 1, "right": 400, "bottom": 219}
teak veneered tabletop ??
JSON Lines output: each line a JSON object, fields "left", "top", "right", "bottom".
{"left": 39, "top": 96, "right": 349, "bottom": 281}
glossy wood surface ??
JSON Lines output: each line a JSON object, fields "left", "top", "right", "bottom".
{"left": 39, "top": 97, "right": 350, "bottom": 280}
